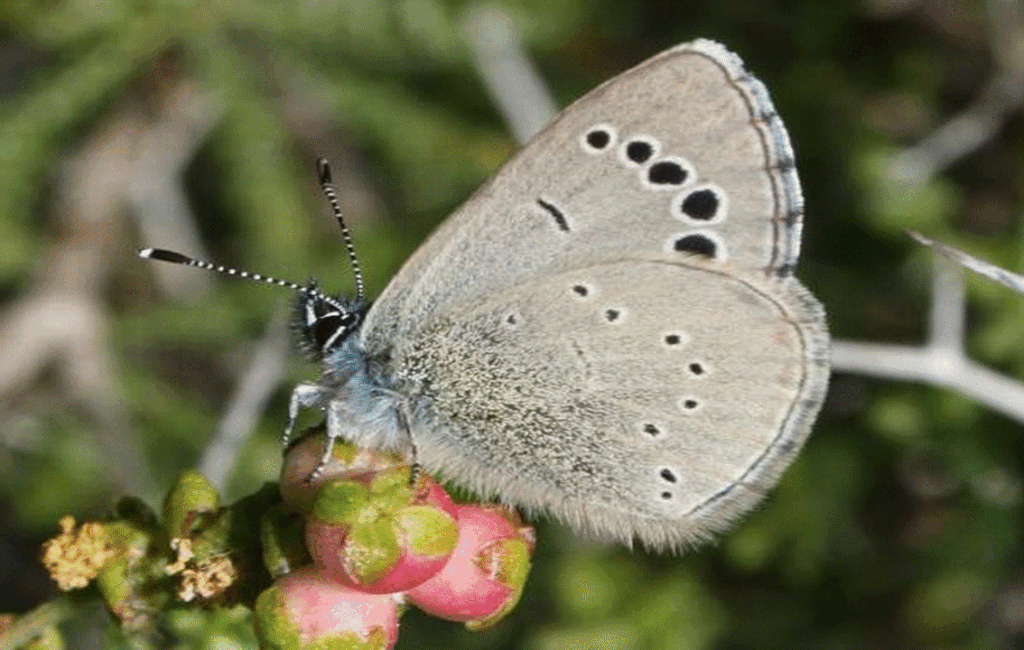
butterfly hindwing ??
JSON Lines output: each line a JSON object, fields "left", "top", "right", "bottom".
{"left": 386, "top": 260, "right": 826, "bottom": 548}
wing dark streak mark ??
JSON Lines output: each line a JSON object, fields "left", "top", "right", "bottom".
{"left": 536, "top": 197, "right": 571, "bottom": 232}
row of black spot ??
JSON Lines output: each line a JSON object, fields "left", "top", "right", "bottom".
{"left": 584, "top": 126, "right": 722, "bottom": 219}
{"left": 570, "top": 284, "right": 708, "bottom": 378}
{"left": 586, "top": 127, "right": 695, "bottom": 190}
{"left": 563, "top": 276, "right": 703, "bottom": 497}
{"left": 640, "top": 389, "right": 705, "bottom": 438}
{"left": 582, "top": 125, "right": 725, "bottom": 259}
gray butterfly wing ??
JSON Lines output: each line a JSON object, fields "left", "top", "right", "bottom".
{"left": 359, "top": 40, "right": 829, "bottom": 549}
{"left": 391, "top": 260, "right": 827, "bottom": 548}
{"left": 362, "top": 39, "right": 803, "bottom": 346}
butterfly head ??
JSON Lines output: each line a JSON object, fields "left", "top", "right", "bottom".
{"left": 292, "top": 282, "right": 368, "bottom": 362}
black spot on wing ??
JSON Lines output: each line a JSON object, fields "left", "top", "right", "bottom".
{"left": 681, "top": 189, "right": 720, "bottom": 220}
{"left": 674, "top": 234, "right": 717, "bottom": 258}
{"left": 586, "top": 129, "right": 611, "bottom": 149}
{"left": 536, "top": 197, "right": 570, "bottom": 232}
{"left": 625, "top": 140, "right": 654, "bottom": 164}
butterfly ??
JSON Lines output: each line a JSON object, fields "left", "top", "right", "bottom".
{"left": 141, "top": 39, "right": 829, "bottom": 551}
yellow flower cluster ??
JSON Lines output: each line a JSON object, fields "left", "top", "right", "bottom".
{"left": 168, "top": 538, "right": 238, "bottom": 602}
{"left": 40, "top": 516, "right": 114, "bottom": 590}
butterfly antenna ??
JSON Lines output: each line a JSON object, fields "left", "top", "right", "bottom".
{"left": 137, "top": 247, "right": 334, "bottom": 302}
{"left": 317, "top": 158, "right": 366, "bottom": 300}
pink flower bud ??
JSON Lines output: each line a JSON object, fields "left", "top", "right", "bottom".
{"left": 406, "top": 504, "right": 533, "bottom": 630}
{"left": 279, "top": 430, "right": 403, "bottom": 513}
{"left": 306, "top": 468, "right": 459, "bottom": 594}
{"left": 254, "top": 565, "right": 401, "bottom": 650}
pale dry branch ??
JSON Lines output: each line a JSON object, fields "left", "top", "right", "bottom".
{"left": 911, "top": 230, "right": 1024, "bottom": 295}
{"left": 462, "top": 3, "right": 558, "bottom": 146}
{"left": 198, "top": 308, "right": 290, "bottom": 491}
{"left": 0, "top": 107, "right": 153, "bottom": 495}
{"left": 128, "top": 81, "right": 222, "bottom": 299}
{"left": 832, "top": 255, "right": 1024, "bottom": 425}
{"left": 887, "top": 0, "right": 1024, "bottom": 186}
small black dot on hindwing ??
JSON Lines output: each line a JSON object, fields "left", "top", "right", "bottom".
{"left": 642, "top": 423, "right": 662, "bottom": 437}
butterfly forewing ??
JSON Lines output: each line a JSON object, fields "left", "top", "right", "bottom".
{"left": 361, "top": 40, "right": 803, "bottom": 353}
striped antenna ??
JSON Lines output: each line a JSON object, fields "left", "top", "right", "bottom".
{"left": 137, "top": 247, "right": 343, "bottom": 307}
{"left": 317, "top": 158, "right": 366, "bottom": 299}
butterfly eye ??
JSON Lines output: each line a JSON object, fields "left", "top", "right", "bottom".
{"left": 316, "top": 312, "right": 360, "bottom": 354}
{"left": 313, "top": 313, "right": 342, "bottom": 349}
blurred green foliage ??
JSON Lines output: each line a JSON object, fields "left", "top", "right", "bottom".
{"left": 2, "top": 0, "right": 1023, "bottom": 649}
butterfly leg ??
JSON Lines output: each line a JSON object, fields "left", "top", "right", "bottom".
{"left": 394, "top": 405, "right": 422, "bottom": 487}
{"left": 305, "top": 399, "right": 351, "bottom": 482}
{"left": 282, "top": 382, "right": 325, "bottom": 447}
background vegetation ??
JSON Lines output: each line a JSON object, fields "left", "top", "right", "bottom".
{"left": 2, "top": 0, "right": 1023, "bottom": 648}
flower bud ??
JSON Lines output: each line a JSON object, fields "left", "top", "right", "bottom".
{"left": 306, "top": 468, "right": 458, "bottom": 594}
{"left": 406, "top": 504, "right": 533, "bottom": 630}
{"left": 254, "top": 565, "right": 401, "bottom": 650}
{"left": 279, "top": 430, "right": 402, "bottom": 513}
{"left": 261, "top": 505, "right": 309, "bottom": 579}
{"left": 163, "top": 470, "right": 220, "bottom": 539}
